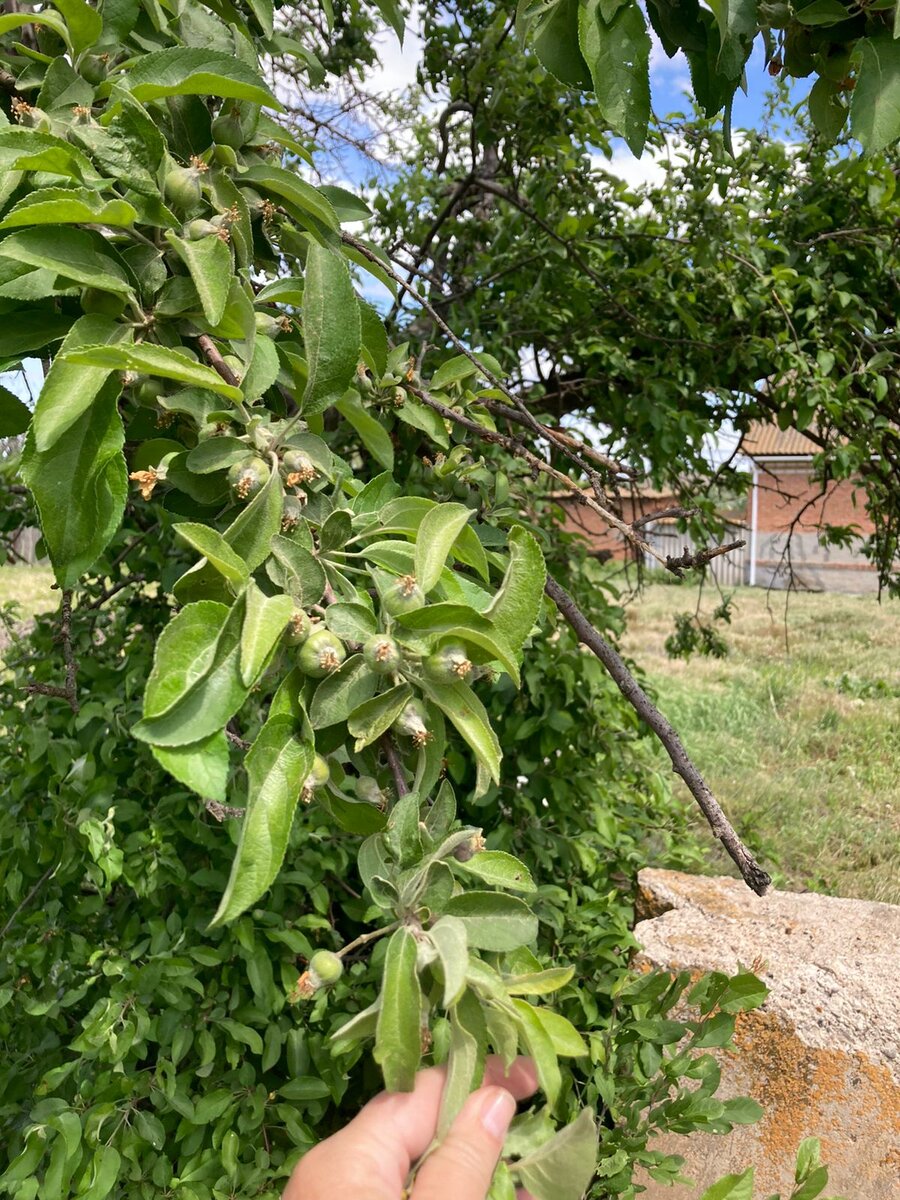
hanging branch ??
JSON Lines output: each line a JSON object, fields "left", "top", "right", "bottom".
{"left": 23, "top": 590, "right": 79, "bottom": 713}
{"left": 544, "top": 574, "right": 771, "bottom": 895}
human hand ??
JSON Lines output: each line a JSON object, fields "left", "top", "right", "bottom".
{"left": 283, "top": 1055, "right": 538, "bottom": 1200}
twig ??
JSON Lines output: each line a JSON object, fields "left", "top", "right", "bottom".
{"left": 23, "top": 590, "right": 79, "bottom": 713}
{"left": 197, "top": 334, "right": 240, "bottom": 388}
{"left": 87, "top": 574, "right": 146, "bottom": 611}
{"left": 381, "top": 732, "right": 410, "bottom": 797}
{"left": 0, "top": 863, "right": 58, "bottom": 940}
{"left": 665, "top": 539, "right": 746, "bottom": 577}
{"left": 205, "top": 799, "right": 246, "bottom": 821}
{"left": 407, "top": 381, "right": 668, "bottom": 566}
{"left": 346, "top": 231, "right": 631, "bottom": 505}
{"left": 336, "top": 922, "right": 398, "bottom": 960}
{"left": 544, "top": 574, "right": 771, "bottom": 895}
{"left": 632, "top": 505, "right": 699, "bottom": 529}
{"left": 225, "top": 726, "right": 250, "bottom": 750}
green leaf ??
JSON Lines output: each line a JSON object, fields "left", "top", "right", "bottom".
{"left": 31, "top": 314, "right": 132, "bottom": 452}
{"left": 351, "top": 471, "right": 400, "bottom": 514}
{"left": 399, "top": 604, "right": 520, "bottom": 685}
{"left": 420, "top": 677, "right": 502, "bottom": 787}
{"left": 240, "top": 582, "right": 293, "bottom": 687}
{"left": 530, "top": 1007, "right": 588, "bottom": 1057}
{"left": 134, "top": 1110, "right": 165, "bottom": 1151}
{"left": 385, "top": 791, "right": 423, "bottom": 867}
{"left": 20, "top": 377, "right": 125, "bottom": 589}
{"left": 437, "top": 992, "right": 484, "bottom": 1138}
{"left": 512, "top": 1107, "right": 598, "bottom": 1200}
{"left": 0, "top": 311, "right": 73, "bottom": 358}
{"left": 415, "top": 503, "right": 473, "bottom": 594}
{"left": 371, "top": 0, "right": 406, "bottom": 43}
{"left": 224, "top": 465, "right": 283, "bottom": 571}
{"left": 0, "top": 10, "right": 71, "bottom": 48}
{"left": 210, "top": 715, "right": 313, "bottom": 925}
{"left": 277, "top": 1076, "right": 331, "bottom": 1101}
{"left": 0, "top": 385, "right": 30, "bottom": 436}
{"left": 429, "top": 915, "right": 469, "bottom": 1008}
{"left": 505, "top": 966, "right": 575, "bottom": 996}
{"left": 791, "top": 1167, "right": 830, "bottom": 1200}
{"left": 851, "top": 34, "right": 900, "bottom": 155}
{"left": 0, "top": 128, "right": 94, "bottom": 182}
{"left": 698, "top": 1169, "right": 755, "bottom": 1200}
{"left": 808, "top": 77, "right": 848, "bottom": 144}
{"left": 133, "top": 597, "right": 249, "bottom": 747}
{"left": 325, "top": 602, "right": 377, "bottom": 642}
{"left": 0, "top": 227, "right": 135, "bottom": 298}
{"left": 374, "top": 927, "right": 422, "bottom": 1092}
{"left": 578, "top": 0, "right": 652, "bottom": 156}
{"left": 269, "top": 535, "right": 326, "bottom": 604}
{"left": 720, "top": 1097, "right": 764, "bottom": 1125}
{"left": 165, "top": 232, "right": 232, "bottom": 326}
{"left": 0, "top": 187, "right": 138, "bottom": 229}
{"left": 794, "top": 0, "right": 848, "bottom": 24}
{"left": 217, "top": 1018, "right": 264, "bottom": 1054}
{"left": 530, "top": 0, "right": 592, "bottom": 88}
{"left": 302, "top": 244, "right": 361, "bottom": 415}
{"left": 336, "top": 390, "right": 394, "bottom": 470}
{"left": 241, "top": 165, "right": 339, "bottom": 232}
{"left": 795, "top": 1138, "right": 822, "bottom": 1183}
{"left": 510, "top": 998, "right": 562, "bottom": 1108}
{"left": 718, "top": 971, "right": 768, "bottom": 1013}
{"left": 358, "top": 298, "right": 388, "bottom": 376}
{"left": 124, "top": 48, "right": 279, "bottom": 108}
{"left": 486, "top": 526, "right": 546, "bottom": 656}
{"left": 309, "top": 655, "right": 378, "bottom": 728}
{"left": 78, "top": 1144, "right": 121, "bottom": 1200}
{"left": 455, "top": 850, "right": 535, "bottom": 893}
{"left": 142, "top": 601, "right": 227, "bottom": 719}
{"left": 445, "top": 891, "right": 538, "bottom": 952}
{"left": 184, "top": 436, "right": 249, "bottom": 474}
{"left": 242, "top": 333, "right": 280, "bottom": 401}
{"left": 152, "top": 731, "right": 230, "bottom": 802}
{"left": 52, "top": 0, "right": 103, "bottom": 53}
{"left": 317, "top": 183, "right": 374, "bottom": 223}
{"left": 347, "top": 683, "right": 413, "bottom": 751}
{"left": 174, "top": 522, "right": 249, "bottom": 588}
{"left": 62, "top": 343, "right": 242, "bottom": 402}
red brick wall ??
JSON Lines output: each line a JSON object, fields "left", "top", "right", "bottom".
{"left": 555, "top": 493, "right": 677, "bottom": 560}
{"left": 750, "top": 466, "right": 875, "bottom": 536}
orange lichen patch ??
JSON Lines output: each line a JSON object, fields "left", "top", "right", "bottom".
{"left": 635, "top": 870, "right": 755, "bottom": 922}
{"left": 729, "top": 1010, "right": 899, "bottom": 1189}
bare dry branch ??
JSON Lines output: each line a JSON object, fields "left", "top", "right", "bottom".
{"left": 545, "top": 574, "right": 771, "bottom": 895}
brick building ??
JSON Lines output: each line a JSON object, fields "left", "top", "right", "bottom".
{"left": 742, "top": 422, "right": 877, "bottom": 594}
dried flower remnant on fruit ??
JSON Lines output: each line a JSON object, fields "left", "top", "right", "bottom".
{"left": 289, "top": 970, "right": 318, "bottom": 1001}
{"left": 129, "top": 468, "right": 159, "bottom": 500}
{"left": 453, "top": 832, "right": 486, "bottom": 863}
{"left": 283, "top": 449, "right": 317, "bottom": 486}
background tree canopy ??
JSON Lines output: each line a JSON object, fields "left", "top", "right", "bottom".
{"left": 0, "top": 2, "right": 896, "bottom": 1199}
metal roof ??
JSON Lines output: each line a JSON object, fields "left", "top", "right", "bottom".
{"left": 741, "top": 421, "right": 818, "bottom": 458}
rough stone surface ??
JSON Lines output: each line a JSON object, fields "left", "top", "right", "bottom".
{"left": 632, "top": 869, "right": 900, "bottom": 1199}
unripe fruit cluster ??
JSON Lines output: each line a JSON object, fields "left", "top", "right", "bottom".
{"left": 298, "top": 630, "right": 346, "bottom": 678}
{"left": 228, "top": 456, "right": 269, "bottom": 502}
{"left": 382, "top": 574, "right": 425, "bottom": 616}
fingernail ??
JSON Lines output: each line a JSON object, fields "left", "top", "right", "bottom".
{"left": 479, "top": 1088, "right": 517, "bottom": 1140}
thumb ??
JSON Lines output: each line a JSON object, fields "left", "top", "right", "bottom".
{"left": 411, "top": 1086, "right": 517, "bottom": 1200}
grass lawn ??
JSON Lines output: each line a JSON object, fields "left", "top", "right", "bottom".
{"left": 620, "top": 579, "right": 900, "bottom": 904}
{"left": 0, "top": 565, "right": 57, "bottom": 618}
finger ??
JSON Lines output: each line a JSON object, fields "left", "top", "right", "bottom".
{"left": 283, "top": 1056, "right": 537, "bottom": 1200}
{"left": 411, "top": 1085, "right": 517, "bottom": 1200}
